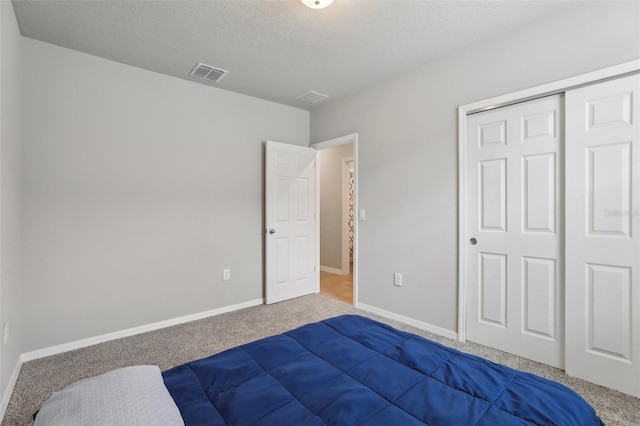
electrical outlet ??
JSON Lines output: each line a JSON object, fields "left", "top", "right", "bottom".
{"left": 3, "top": 322, "right": 8, "bottom": 345}
{"left": 394, "top": 273, "right": 402, "bottom": 287}
{"left": 223, "top": 269, "right": 231, "bottom": 281}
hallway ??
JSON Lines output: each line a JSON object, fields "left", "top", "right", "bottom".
{"left": 319, "top": 265, "right": 353, "bottom": 305}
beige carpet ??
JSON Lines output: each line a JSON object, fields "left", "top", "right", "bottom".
{"left": 2, "top": 294, "right": 639, "bottom": 425}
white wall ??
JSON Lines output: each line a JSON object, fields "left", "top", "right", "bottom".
{"left": 21, "top": 39, "right": 309, "bottom": 352}
{"left": 311, "top": 1, "right": 640, "bottom": 332}
{"left": 0, "top": 0, "right": 23, "bottom": 397}
{"left": 318, "top": 143, "right": 353, "bottom": 270}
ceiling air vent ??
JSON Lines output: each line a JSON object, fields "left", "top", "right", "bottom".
{"left": 190, "top": 63, "right": 228, "bottom": 83}
{"left": 296, "top": 90, "right": 329, "bottom": 104}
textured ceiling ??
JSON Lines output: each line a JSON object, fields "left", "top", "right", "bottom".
{"left": 12, "top": 0, "right": 578, "bottom": 110}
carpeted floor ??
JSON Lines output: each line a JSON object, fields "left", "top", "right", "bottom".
{"left": 2, "top": 294, "right": 639, "bottom": 425}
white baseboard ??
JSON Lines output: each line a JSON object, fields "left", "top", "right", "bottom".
{"left": 0, "top": 356, "right": 23, "bottom": 422}
{"left": 21, "top": 298, "right": 264, "bottom": 362}
{"left": 320, "top": 265, "right": 343, "bottom": 275}
{"left": 357, "top": 303, "right": 458, "bottom": 341}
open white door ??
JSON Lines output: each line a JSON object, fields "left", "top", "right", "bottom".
{"left": 265, "top": 141, "right": 317, "bottom": 304}
{"left": 565, "top": 74, "right": 640, "bottom": 397}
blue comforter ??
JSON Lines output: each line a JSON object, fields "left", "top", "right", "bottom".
{"left": 163, "top": 315, "right": 603, "bottom": 425}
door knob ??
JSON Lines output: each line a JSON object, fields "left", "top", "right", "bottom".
{"left": 469, "top": 238, "right": 477, "bottom": 245}
{"left": 268, "top": 228, "right": 276, "bottom": 235}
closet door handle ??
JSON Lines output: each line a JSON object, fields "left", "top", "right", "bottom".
{"left": 469, "top": 238, "right": 477, "bottom": 245}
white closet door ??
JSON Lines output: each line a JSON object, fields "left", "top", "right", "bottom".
{"left": 466, "top": 95, "right": 563, "bottom": 368}
{"left": 565, "top": 74, "right": 640, "bottom": 397}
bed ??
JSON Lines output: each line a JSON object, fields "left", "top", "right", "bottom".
{"left": 34, "top": 314, "right": 603, "bottom": 425}
{"left": 163, "top": 315, "right": 602, "bottom": 425}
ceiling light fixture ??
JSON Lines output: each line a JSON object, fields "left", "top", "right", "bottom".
{"left": 300, "top": 0, "right": 334, "bottom": 9}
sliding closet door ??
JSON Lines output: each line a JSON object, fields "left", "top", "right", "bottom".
{"left": 466, "top": 95, "right": 563, "bottom": 368}
{"left": 565, "top": 74, "right": 640, "bottom": 397}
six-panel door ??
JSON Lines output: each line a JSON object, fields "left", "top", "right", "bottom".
{"left": 265, "top": 141, "right": 317, "bottom": 304}
{"left": 466, "top": 95, "right": 564, "bottom": 368}
{"left": 565, "top": 74, "right": 640, "bottom": 397}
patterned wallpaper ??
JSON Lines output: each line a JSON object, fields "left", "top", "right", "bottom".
{"left": 348, "top": 170, "right": 354, "bottom": 259}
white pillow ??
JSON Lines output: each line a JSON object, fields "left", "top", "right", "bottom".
{"left": 33, "top": 365, "right": 184, "bottom": 426}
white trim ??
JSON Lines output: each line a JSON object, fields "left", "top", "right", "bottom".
{"left": 312, "top": 133, "right": 356, "bottom": 150}
{"left": 358, "top": 303, "right": 458, "bottom": 341}
{"left": 463, "top": 60, "right": 640, "bottom": 115}
{"left": 457, "top": 60, "right": 640, "bottom": 342}
{"left": 314, "top": 152, "right": 321, "bottom": 294}
{"left": 353, "top": 135, "right": 359, "bottom": 307}
{"left": 21, "top": 299, "right": 264, "bottom": 362}
{"left": 0, "top": 357, "right": 23, "bottom": 421}
{"left": 319, "top": 265, "right": 343, "bottom": 275}
{"left": 311, "top": 133, "right": 359, "bottom": 306}
{"left": 457, "top": 105, "right": 467, "bottom": 342}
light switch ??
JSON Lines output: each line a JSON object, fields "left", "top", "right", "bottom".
{"left": 394, "top": 273, "right": 402, "bottom": 287}
{"left": 358, "top": 209, "right": 366, "bottom": 221}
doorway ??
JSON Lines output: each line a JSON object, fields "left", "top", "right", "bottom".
{"left": 312, "top": 134, "right": 358, "bottom": 306}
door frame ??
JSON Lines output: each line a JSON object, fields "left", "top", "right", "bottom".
{"left": 457, "top": 60, "right": 640, "bottom": 342}
{"left": 311, "top": 133, "right": 359, "bottom": 306}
